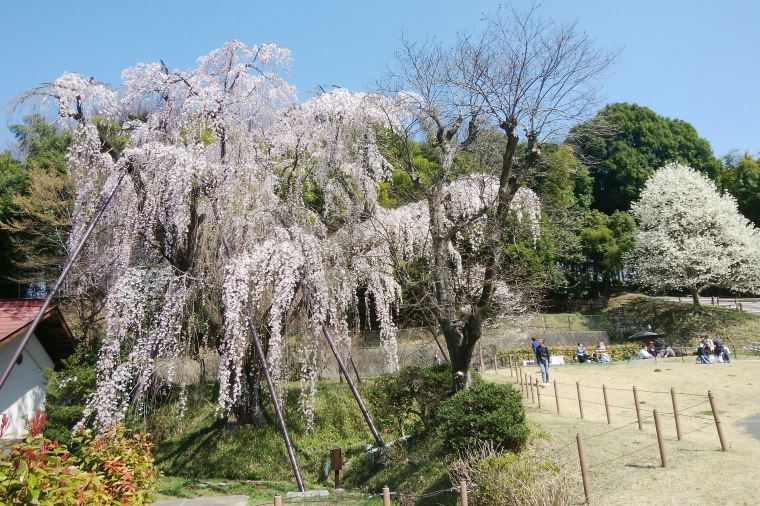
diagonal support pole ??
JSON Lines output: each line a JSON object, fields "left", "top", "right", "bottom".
{"left": 0, "top": 170, "right": 127, "bottom": 392}
{"left": 321, "top": 324, "right": 385, "bottom": 448}
{"left": 211, "top": 200, "right": 305, "bottom": 492}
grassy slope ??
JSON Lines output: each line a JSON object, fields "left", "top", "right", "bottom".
{"left": 600, "top": 293, "right": 760, "bottom": 346}
{"left": 151, "top": 381, "right": 377, "bottom": 484}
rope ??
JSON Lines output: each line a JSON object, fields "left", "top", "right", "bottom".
{"left": 589, "top": 441, "right": 660, "bottom": 469}
{"left": 583, "top": 417, "right": 651, "bottom": 441}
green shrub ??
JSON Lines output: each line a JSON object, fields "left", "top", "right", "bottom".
{"left": 73, "top": 425, "right": 160, "bottom": 505}
{"left": 0, "top": 411, "right": 159, "bottom": 506}
{"left": 367, "top": 364, "right": 453, "bottom": 435}
{"left": 451, "top": 445, "right": 575, "bottom": 506}
{"left": 436, "top": 382, "right": 528, "bottom": 452}
{"left": 500, "top": 343, "right": 641, "bottom": 364}
{"left": 0, "top": 411, "right": 111, "bottom": 505}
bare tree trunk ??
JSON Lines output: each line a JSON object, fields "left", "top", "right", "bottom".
{"left": 691, "top": 287, "right": 701, "bottom": 307}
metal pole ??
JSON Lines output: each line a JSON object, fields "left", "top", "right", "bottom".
{"left": 633, "top": 385, "right": 643, "bottom": 431}
{"left": 653, "top": 409, "right": 667, "bottom": 467}
{"left": 0, "top": 170, "right": 127, "bottom": 392}
{"left": 576, "top": 381, "right": 584, "bottom": 419}
{"left": 321, "top": 324, "right": 385, "bottom": 448}
{"left": 212, "top": 201, "right": 305, "bottom": 492}
{"left": 671, "top": 388, "right": 682, "bottom": 440}
{"left": 708, "top": 391, "right": 727, "bottom": 451}
{"left": 576, "top": 433, "right": 591, "bottom": 505}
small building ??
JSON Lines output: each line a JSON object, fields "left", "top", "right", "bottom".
{"left": 0, "top": 300, "right": 74, "bottom": 438}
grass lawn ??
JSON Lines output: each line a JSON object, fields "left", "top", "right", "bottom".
{"left": 484, "top": 357, "right": 760, "bottom": 505}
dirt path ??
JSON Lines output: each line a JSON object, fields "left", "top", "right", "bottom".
{"left": 483, "top": 357, "right": 760, "bottom": 505}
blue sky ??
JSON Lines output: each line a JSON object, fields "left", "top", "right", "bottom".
{"left": 1, "top": 0, "right": 758, "bottom": 156}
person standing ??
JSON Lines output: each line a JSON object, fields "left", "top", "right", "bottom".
{"left": 531, "top": 337, "right": 540, "bottom": 362}
{"left": 536, "top": 338, "right": 550, "bottom": 386}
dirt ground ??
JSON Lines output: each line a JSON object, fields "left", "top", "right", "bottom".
{"left": 483, "top": 356, "right": 760, "bottom": 506}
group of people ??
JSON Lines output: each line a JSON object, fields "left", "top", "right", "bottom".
{"left": 638, "top": 341, "right": 676, "bottom": 359}
{"left": 696, "top": 336, "right": 730, "bottom": 364}
{"left": 573, "top": 341, "right": 610, "bottom": 364}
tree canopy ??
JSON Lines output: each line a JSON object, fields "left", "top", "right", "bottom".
{"left": 569, "top": 103, "right": 721, "bottom": 213}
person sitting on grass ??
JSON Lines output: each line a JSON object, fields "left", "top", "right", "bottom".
{"left": 596, "top": 341, "right": 611, "bottom": 363}
{"left": 639, "top": 344, "right": 654, "bottom": 359}
{"left": 722, "top": 344, "right": 731, "bottom": 363}
{"left": 696, "top": 342, "right": 712, "bottom": 364}
{"left": 574, "top": 343, "right": 587, "bottom": 363}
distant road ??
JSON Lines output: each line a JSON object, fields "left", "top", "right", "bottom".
{"left": 658, "top": 296, "right": 760, "bottom": 315}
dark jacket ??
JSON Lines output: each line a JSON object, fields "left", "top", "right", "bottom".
{"left": 537, "top": 344, "right": 550, "bottom": 362}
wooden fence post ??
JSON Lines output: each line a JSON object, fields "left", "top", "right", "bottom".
{"left": 554, "top": 379, "right": 560, "bottom": 414}
{"left": 530, "top": 376, "right": 536, "bottom": 403}
{"left": 478, "top": 342, "right": 483, "bottom": 372}
{"left": 274, "top": 495, "right": 282, "bottom": 506}
{"left": 603, "top": 384, "right": 611, "bottom": 425}
{"left": 576, "top": 433, "right": 591, "bottom": 505}
{"left": 633, "top": 385, "right": 643, "bottom": 431}
{"left": 708, "top": 391, "right": 727, "bottom": 451}
{"left": 671, "top": 388, "right": 682, "bottom": 440}
{"left": 576, "top": 381, "right": 584, "bottom": 419}
{"left": 509, "top": 355, "right": 513, "bottom": 377}
{"left": 382, "top": 486, "right": 391, "bottom": 506}
{"left": 459, "top": 480, "right": 469, "bottom": 506}
{"left": 535, "top": 377, "right": 542, "bottom": 409}
{"left": 653, "top": 409, "right": 667, "bottom": 467}
{"left": 493, "top": 354, "right": 498, "bottom": 374}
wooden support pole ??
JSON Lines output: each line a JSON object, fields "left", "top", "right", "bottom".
{"left": 554, "top": 380, "right": 560, "bottom": 414}
{"left": 576, "top": 433, "right": 591, "bottom": 505}
{"left": 708, "top": 391, "right": 727, "bottom": 451}
{"left": 274, "top": 495, "right": 282, "bottom": 506}
{"left": 382, "top": 486, "right": 391, "bottom": 506}
{"left": 518, "top": 366, "right": 522, "bottom": 385}
{"left": 653, "top": 409, "right": 667, "bottom": 467}
{"left": 633, "top": 386, "right": 643, "bottom": 431}
{"left": 459, "top": 480, "right": 469, "bottom": 506}
{"left": 576, "top": 381, "right": 584, "bottom": 419}
{"left": 603, "top": 384, "right": 611, "bottom": 425}
{"left": 478, "top": 342, "right": 483, "bottom": 372}
{"left": 493, "top": 354, "right": 498, "bottom": 374}
{"left": 535, "top": 377, "right": 542, "bottom": 409}
{"left": 530, "top": 376, "right": 536, "bottom": 403}
{"left": 509, "top": 355, "right": 513, "bottom": 377}
{"left": 671, "top": 388, "right": 682, "bottom": 440}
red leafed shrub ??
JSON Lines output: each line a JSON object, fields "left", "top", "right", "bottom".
{"left": 0, "top": 410, "right": 159, "bottom": 505}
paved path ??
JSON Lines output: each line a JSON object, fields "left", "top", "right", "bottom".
{"left": 658, "top": 296, "right": 760, "bottom": 314}
{"left": 152, "top": 496, "right": 249, "bottom": 506}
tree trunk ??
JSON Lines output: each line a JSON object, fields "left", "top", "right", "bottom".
{"left": 441, "top": 317, "right": 481, "bottom": 391}
{"left": 691, "top": 287, "right": 701, "bottom": 307}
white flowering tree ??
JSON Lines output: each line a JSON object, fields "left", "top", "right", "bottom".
{"left": 630, "top": 163, "right": 760, "bottom": 306}
{"left": 21, "top": 41, "right": 415, "bottom": 430}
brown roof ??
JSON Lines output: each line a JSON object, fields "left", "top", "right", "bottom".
{"left": 0, "top": 300, "right": 75, "bottom": 367}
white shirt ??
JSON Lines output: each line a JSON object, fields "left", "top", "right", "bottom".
{"left": 639, "top": 349, "right": 653, "bottom": 359}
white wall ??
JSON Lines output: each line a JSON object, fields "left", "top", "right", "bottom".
{"left": 0, "top": 333, "right": 54, "bottom": 438}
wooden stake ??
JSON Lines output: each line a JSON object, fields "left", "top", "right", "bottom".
{"left": 603, "top": 384, "right": 611, "bottom": 425}
{"left": 274, "top": 495, "right": 282, "bottom": 506}
{"left": 576, "top": 433, "right": 591, "bottom": 505}
{"left": 493, "top": 354, "right": 498, "bottom": 374}
{"left": 535, "top": 377, "right": 542, "bottom": 409}
{"left": 382, "top": 486, "right": 391, "bottom": 506}
{"left": 708, "top": 391, "right": 727, "bottom": 451}
{"left": 633, "top": 385, "right": 643, "bottom": 431}
{"left": 509, "top": 355, "right": 513, "bottom": 377}
{"left": 459, "top": 480, "right": 469, "bottom": 506}
{"left": 576, "top": 381, "right": 584, "bottom": 419}
{"left": 671, "top": 388, "right": 682, "bottom": 440}
{"left": 478, "top": 342, "right": 484, "bottom": 372}
{"left": 653, "top": 409, "right": 667, "bottom": 467}
{"left": 554, "top": 379, "right": 560, "bottom": 414}
{"left": 530, "top": 376, "right": 536, "bottom": 403}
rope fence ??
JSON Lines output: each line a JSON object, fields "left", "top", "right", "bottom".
{"left": 506, "top": 356, "right": 730, "bottom": 505}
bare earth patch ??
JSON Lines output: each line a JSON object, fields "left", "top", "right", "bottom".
{"left": 484, "top": 357, "right": 760, "bottom": 505}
